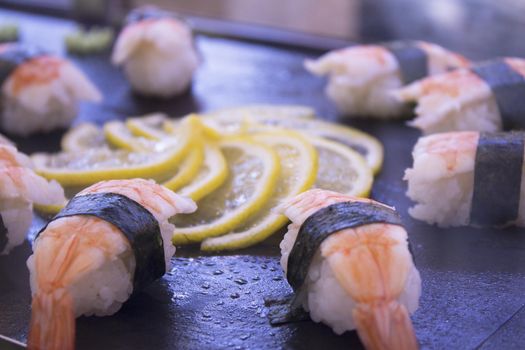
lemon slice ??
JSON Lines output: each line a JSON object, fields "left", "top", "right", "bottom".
{"left": 311, "top": 136, "right": 373, "bottom": 197}
{"left": 34, "top": 202, "right": 67, "bottom": 216}
{"left": 177, "top": 142, "right": 228, "bottom": 201}
{"left": 61, "top": 123, "right": 108, "bottom": 152}
{"left": 103, "top": 121, "right": 160, "bottom": 151}
{"left": 201, "top": 130, "right": 318, "bottom": 251}
{"left": 163, "top": 141, "right": 205, "bottom": 191}
{"left": 171, "top": 137, "right": 280, "bottom": 245}
{"left": 32, "top": 119, "right": 196, "bottom": 187}
{"left": 126, "top": 113, "right": 171, "bottom": 140}
{"left": 269, "top": 119, "right": 382, "bottom": 174}
{"left": 201, "top": 113, "right": 383, "bottom": 174}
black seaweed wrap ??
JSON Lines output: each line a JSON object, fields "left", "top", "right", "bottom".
{"left": 38, "top": 193, "right": 165, "bottom": 290}
{"left": 471, "top": 60, "right": 525, "bottom": 130}
{"left": 470, "top": 132, "right": 525, "bottom": 226}
{"left": 0, "top": 214, "right": 7, "bottom": 252}
{"left": 286, "top": 201, "right": 403, "bottom": 291}
{"left": 126, "top": 7, "right": 176, "bottom": 25}
{"left": 384, "top": 41, "right": 428, "bottom": 84}
{"left": 0, "top": 45, "right": 45, "bottom": 86}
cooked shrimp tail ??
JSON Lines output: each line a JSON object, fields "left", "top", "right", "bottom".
{"left": 354, "top": 301, "right": 418, "bottom": 350}
{"left": 28, "top": 288, "right": 75, "bottom": 350}
{"left": 28, "top": 234, "right": 80, "bottom": 350}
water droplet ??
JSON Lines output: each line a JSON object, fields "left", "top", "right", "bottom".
{"left": 213, "top": 270, "right": 224, "bottom": 275}
{"left": 202, "top": 311, "right": 212, "bottom": 319}
{"left": 270, "top": 332, "right": 275, "bottom": 337}
{"left": 252, "top": 276, "right": 260, "bottom": 281}
{"left": 205, "top": 261, "right": 215, "bottom": 266}
{"left": 230, "top": 292, "right": 240, "bottom": 299}
{"left": 261, "top": 264, "right": 268, "bottom": 270}
{"left": 244, "top": 290, "right": 251, "bottom": 295}
{"left": 269, "top": 267, "right": 276, "bottom": 272}
{"left": 216, "top": 300, "right": 225, "bottom": 306}
{"left": 243, "top": 258, "right": 249, "bottom": 262}
{"left": 202, "top": 282, "right": 211, "bottom": 289}
{"left": 272, "top": 276, "right": 282, "bottom": 281}
{"left": 234, "top": 278, "right": 248, "bottom": 285}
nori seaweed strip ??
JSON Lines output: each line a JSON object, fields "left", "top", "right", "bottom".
{"left": 0, "top": 45, "right": 45, "bottom": 86}
{"left": 126, "top": 7, "right": 177, "bottom": 25}
{"left": 37, "top": 193, "right": 165, "bottom": 290}
{"left": 471, "top": 60, "right": 525, "bottom": 130}
{"left": 0, "top": 214, "right": 7, "bottom": 252}
{"left": 384, "top": 41, "right": 428, "bottom": 84}
{"left": 470, "top": 132, "right": 524, "bottom": 226}
{"left": 265, "top": 292, "right": 310, "bottom": 325}
{"left": 287, "top": 201, "right": 403, "bottom": 291}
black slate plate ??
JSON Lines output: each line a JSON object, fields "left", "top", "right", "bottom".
{"left": 1, "top": 9, "right": 525, "bottom": 350}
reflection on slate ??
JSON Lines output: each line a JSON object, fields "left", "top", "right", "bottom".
{"left": 1, "top": 6, "right": 525, "bottom": 350}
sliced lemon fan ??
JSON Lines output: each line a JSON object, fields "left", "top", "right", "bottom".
{"left": 177, "top": 142, "right": 228, "bottom": 201}
{"left": 61, "top": 123, "right": 108, "bottom": 152}
{"left": 126, "top": 113, "right": 171, "bottom": 140}
{"left": 171, "top": 137, "right": 280, "bottom": 245}
{"left": 32, "top": 118, "right": 197, "bottom": 187}
{"left": 201, "top": 130, "right": 318, "bottom": 251}
{"left": 34, "top": 202, "right": 67, "bottom": 216}
{"left": 274, "top": 119, "right": 383, "bottom": 174}
{"left": 163, "top": 141, "right": 205, "bottom": 191}
{"left": 311, "top": 136, "right": 373, "bottom": 197}
{"left": 103, "top": 120, "right": 160, "bottom": 151}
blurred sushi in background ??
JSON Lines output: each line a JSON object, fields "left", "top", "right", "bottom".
{"left": 0, "top": 135, "right": 66, "bottom": 255}
{"left": 0, "top": 43, "right": 101, "bottom": 136}
{"left": 27, "top": 179, "right": 196, "bottom": 350}
{"left": 398, "top": 57, "right": 525, "bottom": 134}
{"left": 112, "top": 6, "right": 199, "bottom": 98}
{"left": 305, "top": 41, "right": 468, "bottom": 119}
{"left": 277, "top": 189, "right": 421, "bottom": 350}
{"left": 405, "top": 131, "right": 525, "bottom": 227}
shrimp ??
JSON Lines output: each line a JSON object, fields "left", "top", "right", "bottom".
{"left": 397, "top": 57, "right": 525, "bottom": 134}
{"left": 27, "top": 179, "right": 196, "bottom": 350}
{"left": 0, "top": 43, "right": 101, "bottom": 136}
{"left": 278, "top": 189, "right": 420, "bottom": 350}
{"left": 404, "top": 132, "right": 480, "bottom": 227}
{"left": 111, "top": 7, "right": 199, "bottom": 97}
{"left": 0, "top": 144, "right": 65, "bottom": 254}
{"left": 304, "top": 41, "right": 469, "bottom": 118}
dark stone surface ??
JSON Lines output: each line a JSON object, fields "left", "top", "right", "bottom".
{"left": 1, "top": 8, "right": 525, "bottom": 350}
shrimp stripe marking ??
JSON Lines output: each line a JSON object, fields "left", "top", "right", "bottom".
{"left": 384, "top": 41, "right": 428, "bottom": 84}
{"left": 472, "top": 60, "right": 525, "bottom": 130}
{"left": 38, "top": 193, "right": 165, "bottom": 290}
{"left": 471, "top": 132, "right": 524, "bottom": 226}
{"left": 287, "top": 201, "right": 403, "bottom": 291}
{"left": 0, "top": 45, "right": 45, "bottom": 86}
{"left": 0, "top": 214, "right": 7, "bottom": 252}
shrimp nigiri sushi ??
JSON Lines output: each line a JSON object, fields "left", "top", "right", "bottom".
{"left": 27, "top": 179, "right": 196, "bottom": 350}
{"left": 276, "top": 189, "right": 421, "bottom": 350}
{"left": 305, "top": 41, "right": 468, "bottom": 118}
{"left": 398, "top": 58, "right": 525, "bottom": 134}
{"left": 0, "top": 43, "right": 101, "bottom": 136}
{"left": 112, "top": 6, "right": 199, "bottom": 98}
{"left": 406, "top": 131, "right": 525, "bottom": 227}
{"left": 0, "top": 137, "right": 66, "bottom": 254}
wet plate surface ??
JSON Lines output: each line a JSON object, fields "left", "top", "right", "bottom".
{"left": 1, "top": 9, "right": 525, "bottom": 350}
